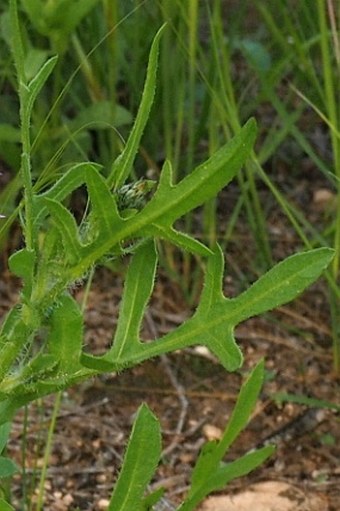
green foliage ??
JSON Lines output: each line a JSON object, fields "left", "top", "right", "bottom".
{"left": 107, "top": 361, "right": 274, "bottom": 511}
{"left": 108, "top": 404, "right": 161, "bottom": 511}
{"left": 0, "top": 422, "right": 18, "bottom": 480}
{"left": 21, "top": 0, "right": 102, "bottom": 53}
{"left": 0, "top": 3, "right": 336, "bottom": 509}
{"left": 178, "top": 361, "right": 273, "bottom": 511}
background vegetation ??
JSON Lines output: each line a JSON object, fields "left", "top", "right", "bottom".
{"left": 0, "top": 1, "right": 338, "bottom": 509}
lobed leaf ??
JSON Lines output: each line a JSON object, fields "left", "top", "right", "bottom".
{"left": 69, "top": 120, "right": 257, "bottom": 281}
{"left": 142, "top": 119, "right": 257, "bottom": 226}
{"left": 81, "top": 245, "right": 333, "bottom": 373}
{"left": 179, "top": 362, "right": 273, "bottom": 511}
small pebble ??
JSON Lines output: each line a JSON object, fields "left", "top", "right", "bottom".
{"left": 97, "top": 498, "right": 110, "bottom": 509}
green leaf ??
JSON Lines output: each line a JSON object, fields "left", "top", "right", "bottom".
{"left": 216, "top": 360, "right": 264, "bottom": 455}
{"left": 0, "top": 498, "right": 15, "bottom": 510}
{"left": 41, "top": 198, "right": 82, "bottom": 264}
{"left": 19, "top": 354, "right": 58, "bottom": 382}
{"left": 8, "top": 248, "right": 35, "bottom": 297}
{"left": 108, "top": 24, "right": 166, "bottom": 189}
{"left": 145, "top": 225, "right": 212, "bottom": 256}
{"left": 85, "top": 169, "right": 124, "bottom": 239}
{"left": 24, "top": 47, "right": 49, "bottom": 81}
{"left": 108, "top": 404, "right": 161, "bottom": 511}
{"left": 206, "top": 446, "right": 274, "bottom": 493}
{"left": 110, "top": 240, "right": 157, "bottom": 358}
{"left": 0, "top": 124, "right": 21, "bottom": 143}
{"left": 47, "top": 294, "right": 83, "bottom": 373}
{"left": 190, "top": 440, "right": 218, "bottom": 491}
{"left": 0, "top": 422, "right": 11, "bottom": 453}
{"left": 53, "top": 0, "right": 101, "bottom": 37}
{"left": 190, "top": 361, "right": 264, "bottom": 493}
{"left": 70, "top": 120, "right": 257, "bottom": 281}
{"left": 179, "top": 363, "right": 273, "bottom": 511}
{"left": 141, "top": 487, "right": 165, "bottom": 510}
{"left": 0, "top": 396, "right": 30, "bottom": 426}
{"left": 233, "top": 247, "right": 335, "bottom": 323}
{"left": 181, "top": 448, "right": 273, "bottom": 511}
{"left": 0, "top": 309, "right": 31, "bottom": 383}
{"left": 82, "top": 241, "right": 157, "bottom": 370}
{"left": 0, "top": 456, "right": 19, "bottom": 478}
{"left": 21, "top": 0, "right": 44, "bottom": 34}
{"left": 272, "top": 392, "right": 340, "bottom": 412}
{"left": 26, "top": 56, "right": 58, "bottom": 119}
{"left": 82, "top": 245, "right": 333, "bottom": 374}
{"left": 143, "top": 120, "right": 257, "bottom": 226}
{"left": 35, "top": 162, "right": 102, "bottom": 224}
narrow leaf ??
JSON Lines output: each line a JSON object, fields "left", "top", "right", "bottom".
{"left": 196, "top": 244, "right": 228, "bottom": 314}
{"left": 109, "top": 240, "right": 158, "bottom": 359}
{"left": 142, "top": 487, "right": 165, "bottom": 509}
{"left": 180, "top": 447, "right": 274, "bottom": 511}
{"left": 190, "top": 441, "right": 218, "bottom": 490}
{"left": 26, "top": 56, "right": 58, "bottom": 119}
{"left": 108, "top": 404, "right": 161, "bottom": 511}
{"left": 233, "top": 247, "right": 334, "bottom": 323}
{"left": 206, "top": 446, "right": 274, "bottom": 492}
{"left": 190, "top": 361, "right": 264, "bottom": 493}
{"left": 141, "top": 225, "right": 212, "bottom": 256}
{"left": 216, "top": 360, "right": 264, "bottom": 455}
{"left": 108, "top": 25, "right": 166, "bottom": 189}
